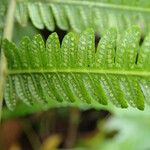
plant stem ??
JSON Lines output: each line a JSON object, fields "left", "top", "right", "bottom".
{"left": 0, "top": 0, "right": 16, "bottom": 122}
{"left": 3, "top": 0, "right": 16, "bottom": 40}
{"left": 22, "top": 119, "right": 41, "bottom": 150}
{"left": 65, "top": 108, "right": 80, "bottom": 148}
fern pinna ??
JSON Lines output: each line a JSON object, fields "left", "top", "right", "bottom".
{"left": 1, "top": 26, "right": 150, "bottom": 111}
{"left": 15, "top": 0, "right": 150, "bottom": 34}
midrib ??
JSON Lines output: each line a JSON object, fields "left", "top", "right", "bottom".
{"left": 48, "top": 0, "right": 150, "bottom": 13}
{"left": 8, "top": 69, "right": 150, "bottom": 77}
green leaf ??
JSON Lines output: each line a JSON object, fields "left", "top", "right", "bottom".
{"left": 15, "top": 0, "right": 150, "bottom": 34}
{"left": 101, "top": 107, "right": 150, "bottom": 150}
{"left": 1, "top": 26, "right": 150, "bottom": 111}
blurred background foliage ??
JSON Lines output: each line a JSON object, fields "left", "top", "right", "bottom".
{"left": 2, "top": 101, "right": 150, "bottom": 150}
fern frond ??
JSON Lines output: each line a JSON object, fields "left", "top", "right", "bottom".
{"left": 15, "top": 0, "right": 150, "bottom": 34}
{"left": 1, "top": 26, "right": 150, "bottom": 111}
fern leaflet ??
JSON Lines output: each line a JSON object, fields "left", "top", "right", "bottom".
{"left": 15, "top": 0, "right": 150, "bottom": 34}
{"left": 1, "top": 26, "right": 150, "bottom": 111}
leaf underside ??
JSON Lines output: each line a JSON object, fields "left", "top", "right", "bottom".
{"left": 2, "top": 26, "right": 150, "bottom": 111}
{"left": 15, "top": 0, "right": 150, "bottom": 34}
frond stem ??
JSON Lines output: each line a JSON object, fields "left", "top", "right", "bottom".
{"left": 8, "top": 69, "right": 150, "bottom": 77}
{"left": 3, "top": 0, "right": 16, "bottom": 40}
